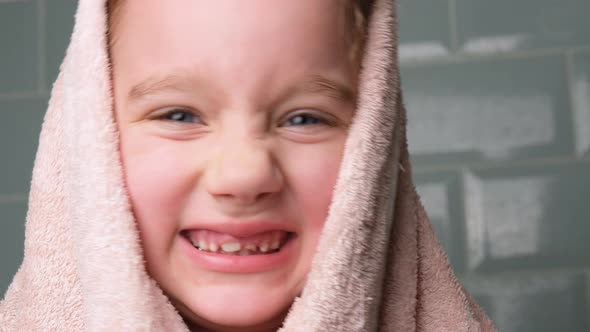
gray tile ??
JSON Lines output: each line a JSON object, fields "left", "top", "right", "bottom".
{"left": 402, "top": 55, "right": 574, "bottom": 167}
{"left": 0, "top": 1, "right": 38, "bottom": 94}
{"left": 456, "top": 0, "right": 590, "bottom": 54}
{"left": 45, "top": 0, "right": 77, "bottom": 89}
{"left": 0, "top": 98, "right": 47, "bottom": 195}
{"left": 463, "top": 160, "right": 590, "bottom": 272}
{"left": 462, "top": 272, "right": 589, "bottom": 332}
{"left": 414, "top": 171, "right": 465, "bottom": 272}
{"left": 0, "top": 200, "right": 26, "bottom": 297}
{"left": 397, "top": 0, "right": 451, "bottom": 61}
{"left": 571, "top": 53, "right": 590, "bottom": 156}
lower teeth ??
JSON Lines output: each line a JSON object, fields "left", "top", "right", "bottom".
{"left": 194, "top": 246, "right": 278, "bottom": 255}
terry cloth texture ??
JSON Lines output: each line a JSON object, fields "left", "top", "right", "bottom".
{"left": 0, "top": 0, "right": 496, "bottom": 331}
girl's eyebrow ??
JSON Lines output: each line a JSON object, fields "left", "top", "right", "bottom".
{"left": 127, "top": 72, "right": 355, "bottom": 105}
{"left": 127, "top": 74, "right": 203, "bottom": 102}
{"left": 292, "top": 74, "right": 355, "bottom": 104}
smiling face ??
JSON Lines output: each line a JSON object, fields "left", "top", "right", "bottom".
{"left": 110, "top": 0, "right": 360, "bottom": 330}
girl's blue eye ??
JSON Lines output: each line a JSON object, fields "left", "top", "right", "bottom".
{"left": 162, "top": 110, "right": 200, "bottom": 123}
{"left": 284, "top": 113, "right": 329, "bottom": 127}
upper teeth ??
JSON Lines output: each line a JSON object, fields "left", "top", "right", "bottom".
{"left": 190, "top": 238, "right": 285, "bottom": 255}
{"left": 271, "top": 240, "right": 280, "bottom": 250}
{"left": 209, "top": 242, "right": 219, "bottom": 252}
{"left": 186, "top": 229, "right": 290, "bottom": 255}
{"left": 221, "top": 242, "right": 241, "bottom": 253}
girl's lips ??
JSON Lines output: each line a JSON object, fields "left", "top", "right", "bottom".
{"left": 179, "top": 233, "right": 298, "bottom": 274}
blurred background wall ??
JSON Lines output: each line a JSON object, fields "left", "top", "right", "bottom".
{"left": 1, "top": 1, "right": 589, "bottom": 331}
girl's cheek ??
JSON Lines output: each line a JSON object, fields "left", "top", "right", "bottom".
{"left": 120, "top": 134, "right": 197, "bottom": 229}
{"left": 282, "top": 140, "right": 345, "bottom": 228}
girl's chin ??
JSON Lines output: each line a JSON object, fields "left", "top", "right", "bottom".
{"left": 171, "top": 286, "right": 294, "bottom": 331}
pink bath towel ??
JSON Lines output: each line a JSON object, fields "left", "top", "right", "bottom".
{"left": 1, "top": 0, "right": 496, "bottom": 330}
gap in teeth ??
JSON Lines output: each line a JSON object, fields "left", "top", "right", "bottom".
{"left": 196, "top": 241, "right": 281, "bottom": 255}
{"left": 188, "top": 231, "right": 290, "bottom": 255}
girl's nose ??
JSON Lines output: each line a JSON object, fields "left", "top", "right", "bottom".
{"left": 204, "top": 141, "right": 284, "bottom": 212}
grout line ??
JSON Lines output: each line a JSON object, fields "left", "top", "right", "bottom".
{"left": 37, "top": 0, "right": 47, "bottom": 95}
{"left": 458, "top": 266, "right": 590, "bottom": 280}
{"left": 453, "top": 169, "right": 469, "bottom": 275}
{"left": 585, "top": 272, "right": 590, "bottom": 326}
{"left": 571, "top": 48, "right": 590, "bottom": 56}
{"left": 411, "top": 154, "right": 590, "bottom": 174}
{"left": 448, "top": 0, "right": 459, "bottom": 52}
{"left": 399, "top": 46, "right": 590, "bottom": 68}
{"left": 0, "top": 194, "right": 28, "bottom": 204}
{"left": 564, "top": 51, "right": 580, "bottom": 156}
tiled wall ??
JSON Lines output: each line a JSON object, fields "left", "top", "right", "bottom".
{"left": 401, "top": 1, "right": 590, "bottom": 331}
{"left": 0, "top": 1, "right": 588, "bottom": 331}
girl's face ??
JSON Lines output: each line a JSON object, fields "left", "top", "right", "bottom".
{"left": 111, "top": 0, "right": 358, "bottom": 330}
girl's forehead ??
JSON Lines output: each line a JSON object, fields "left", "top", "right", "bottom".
{"left": 109, "top": 0, "right": 354, "bottom": 56}
{"left": 110, "top": 0, "right": 359, "bottom": 108}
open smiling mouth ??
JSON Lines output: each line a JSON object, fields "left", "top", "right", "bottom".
{"left": 181, "top": 230, "right": 297, "bottom": 256}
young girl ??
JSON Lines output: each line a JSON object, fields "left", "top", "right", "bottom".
{"left": 1, "top": 0, "right": 495, "bottom": 331}
{"left": 109, "top": 0, "right": 364, "bottom": 330}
